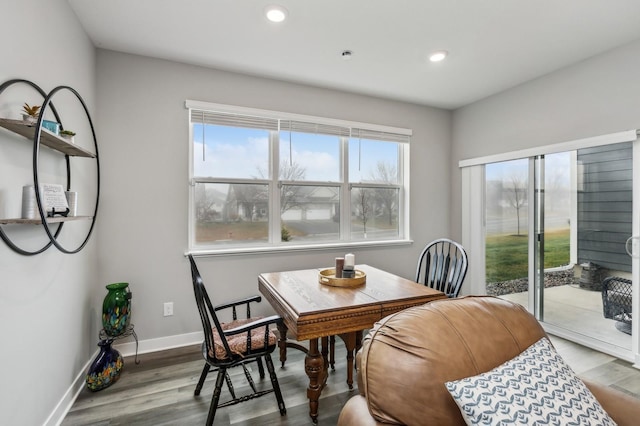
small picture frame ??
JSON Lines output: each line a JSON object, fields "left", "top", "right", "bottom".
{"left": 41, "top": 183, "right": 69, "bottom": 216}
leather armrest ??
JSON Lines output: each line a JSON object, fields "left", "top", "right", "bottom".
{"left": 584, "top": 378, "right": 640, "bottom": 426}
{"left": 338, "top": 396, "right": 384, "bottom": 426}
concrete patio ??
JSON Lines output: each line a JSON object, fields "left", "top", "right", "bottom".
{"left": 500, "top": 284, "right": 631, "bottom": 350}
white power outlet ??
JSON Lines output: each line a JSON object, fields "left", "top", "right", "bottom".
{"left": 163, "top": 302, "right": 174, "bottom": 317}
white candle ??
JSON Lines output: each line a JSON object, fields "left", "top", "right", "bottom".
{"left": 344, "top": 253, "right": 355, "bottom": 268}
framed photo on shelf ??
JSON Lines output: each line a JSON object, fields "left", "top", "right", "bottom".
{"left": 22, "top": 183, "right": 69, "bottom": 218}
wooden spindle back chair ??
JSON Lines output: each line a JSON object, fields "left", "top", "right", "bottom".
{"left": 189, "top": 255, "right": 286, "bottom": 425}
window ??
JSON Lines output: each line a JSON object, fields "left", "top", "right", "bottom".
{"left": 187, "top": 101, "right": 411, "bottom": 253}
{"left": 349, "top": 135, "right": 402, "bottom": 240}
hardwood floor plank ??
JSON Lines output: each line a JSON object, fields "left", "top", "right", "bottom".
{"left": 62, "top": 336, "right": 639, "bottom": 425}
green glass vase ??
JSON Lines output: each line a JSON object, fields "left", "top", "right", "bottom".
{"left": 102, "top": 282, "right": 132, "bottom": 337}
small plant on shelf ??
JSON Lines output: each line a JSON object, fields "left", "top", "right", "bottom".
{"left": 60, "top": 129, "right": 76, "bottom": 143}
{"left": 22, "top": 103, "right": 41, "bottom": 123}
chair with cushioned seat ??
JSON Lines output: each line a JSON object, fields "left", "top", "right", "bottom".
{"left": 188, "top": 254, "right": 286, "bottom": 426}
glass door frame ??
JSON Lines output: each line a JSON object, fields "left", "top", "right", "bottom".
{"left": 531, "top": 155, "right": 544, "bottom": 321}
{"left": 460, "top": 129, "right": 640, "bottom": 366}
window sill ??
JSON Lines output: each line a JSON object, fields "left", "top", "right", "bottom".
{"left": 187, "top": 239, "right": 413, "bottom": 257}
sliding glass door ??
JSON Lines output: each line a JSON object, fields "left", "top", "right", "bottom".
{"left": 482, "top": 141, "right": 634, "bottom": 355}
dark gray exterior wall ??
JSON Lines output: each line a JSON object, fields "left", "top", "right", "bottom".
{"left": 577, "top": 142, "right": 632, "bottom": 272}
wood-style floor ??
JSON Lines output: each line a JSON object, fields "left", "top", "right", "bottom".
{"left": 62, "top": 335, "right": 640, "bottom": 425}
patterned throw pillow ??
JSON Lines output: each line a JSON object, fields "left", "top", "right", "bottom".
{"left": 445, "top": 337, "right": 617, "bottom": 426}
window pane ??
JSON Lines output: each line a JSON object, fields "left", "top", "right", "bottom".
{"left": 280, "top": 185, "right": 340, "bottom": 242}
{"left": 484, "top": 158, "right": 529, "bottom": 296}
{"left": 349, "top": 139, "right": 399, "bottom": 183}
{"left": 279, "top": 131, "right": 340, "bottom": 181}
{"left": 194, "top": 182, "right": 269, "bottom": 245}
{"left": 193, "top": 124, "right": 269, "bottom": 179}
{"left": 351, "top": 187, "right": 399, "bottom": 240}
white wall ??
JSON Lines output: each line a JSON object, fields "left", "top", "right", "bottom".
{"left": 95, "top": 50, "right": 452, "bottom": 342}
{"left": 0, "top": 2, "right": 98, "bottom": 426}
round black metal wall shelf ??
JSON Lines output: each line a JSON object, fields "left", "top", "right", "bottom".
{"left": 0, "top": 78, "right": 100, "bottom": 255}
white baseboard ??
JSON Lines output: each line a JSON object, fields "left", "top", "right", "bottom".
{"left": 44, "top": 354, "right": 96, "bottom": 426}
{"left": 112, "top": 330, "right": 203, "bottom": 358}
{"left": 46, "top": 331, "right": 204, "bottom": 426}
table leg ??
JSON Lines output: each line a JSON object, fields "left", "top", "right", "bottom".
{"left": 277, "top": 321, "right": 288, "bottom": 368}
{"left": 354, "top": 329, "right": 363, "bottom": 377}
{"left": 305, "top": 338, "right": 327, "bottom": 423}
{"left": 321, "top": 336, "right": 329, "bottom": 371}
{"left": 329, "top": 335, "right": 336, "bottom": 370}
{"left": 339, "top": 332, "right": 358, "bottom": 390}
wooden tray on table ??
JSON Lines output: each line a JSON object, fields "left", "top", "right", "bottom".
{"left": 318, "top": 268, "right": 366, "bottom": 287}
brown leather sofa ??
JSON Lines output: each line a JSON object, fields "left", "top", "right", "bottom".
{"left": 338, "top": 296, "right": 640, "bottom": 426}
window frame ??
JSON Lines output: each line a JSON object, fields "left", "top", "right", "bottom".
{"left": 186, "top": 100, "right": 412, "bottom": 255}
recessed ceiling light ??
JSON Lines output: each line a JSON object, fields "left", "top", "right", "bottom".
{"left": 265, "top": 5, "right": 288, "bottom": 23}
{"left": 429, "top": 50, "right": 448, "bottom": 62}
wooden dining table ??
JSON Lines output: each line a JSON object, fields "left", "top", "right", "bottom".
{"left": 258, "top": 264, "right": 446, "bottom": 423}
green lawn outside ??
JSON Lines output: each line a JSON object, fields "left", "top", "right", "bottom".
{"left": 196, "top": 219, "right": 397, "bottom": 243}
{"left": 486, "top": 229, "right": 570, "bottom": 283}
{"left": 196, "top": 221, "right": 269, "bottom": 242}
{"left": 196, "top": 221, "right": 307, "bottom": 242}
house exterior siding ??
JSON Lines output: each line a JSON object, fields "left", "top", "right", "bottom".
{"left": 577, "top": 142, "right": 632, "bottom": 272}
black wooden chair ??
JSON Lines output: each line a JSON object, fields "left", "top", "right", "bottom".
{"left": 188, "top": 255, "right": 286, "bottom": 425}
{"left": 415, "top": 238, "right": 468, "bottom": 298}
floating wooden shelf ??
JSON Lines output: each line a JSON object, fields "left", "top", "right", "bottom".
{"left": 0, "top": 118, "right": 95, "bottom": 158}
{"left": 0, "top": 215, "right": 92, "bottom": 225}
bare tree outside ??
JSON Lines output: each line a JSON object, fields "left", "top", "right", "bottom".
{"left": 278, "top": 161, "right": 306, "bottom": 214}
{"left": 370, "top": 161, "right": 397, "bottom": 225}
{"left": 257, "top": 161, "right": 309, "bottom": 241}
{"left": 233, "top": 184, "right": 269, "bottom": 222}
{"left": 194, "top": 183, "right": 220, "bottom": 222}
{"left": 506, "top": 175, "right": 527, "bottom": 235}
{"left": 256, "top": 161, "right": 307, "bottom": 214}
{"left": 355, "top": 188, "right": 373, "bottom": 237}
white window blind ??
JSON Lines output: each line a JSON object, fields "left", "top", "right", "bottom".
{"left": 190, "top": 109, "right": 279, "bottom": 131}
{"left": 351, "top": 128, "right": 410, "bottom": 144}
{"left": 188, "top": 102, "right": 411, "bottom": 143}
{"left": 279, "top": 120, "right": 351, "bottom": 137}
